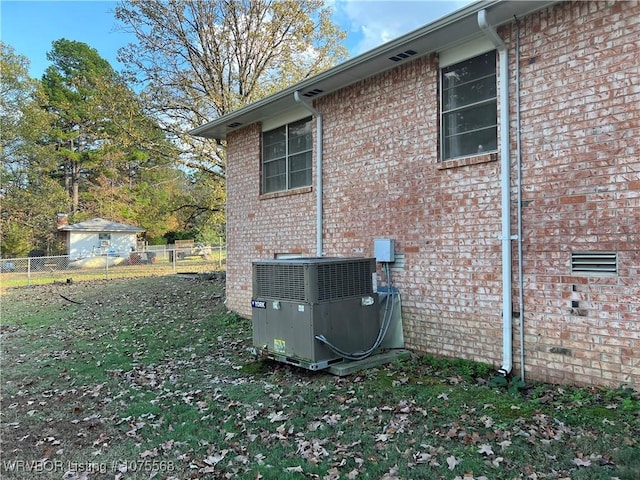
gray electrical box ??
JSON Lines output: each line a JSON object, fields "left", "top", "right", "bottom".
{"left": 374, "top": 238, "right": 395, "bottom": 262}
{"left": 251, "top": 257, "right": 381, "bottom": 370}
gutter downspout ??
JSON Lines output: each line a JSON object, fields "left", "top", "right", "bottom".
{"left": 294, "top": 91, "right": 323, "bottom": 257}
{"left": 478, "top": 10, "right": 513, "bottom": 376}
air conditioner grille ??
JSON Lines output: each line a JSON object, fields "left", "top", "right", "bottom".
{"left": 316, "top": 261, "right": 373, "bottom": 301}
{"left": 253, "top": 257, "right": 375, "bottom": 303}
{"left": 254, "top": 263, "right": 306, "bottom": 301}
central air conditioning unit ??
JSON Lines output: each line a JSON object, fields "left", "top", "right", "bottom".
{"left": 251, "top": 257, "right": 380, "bottom": 370}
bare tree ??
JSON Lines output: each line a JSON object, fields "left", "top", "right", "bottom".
{"left": 115, "top": 0, "right": 348, "bottom": 176}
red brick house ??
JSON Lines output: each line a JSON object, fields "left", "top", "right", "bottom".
{"left": 192, "top": 0, "right": 639, "bottom": 388}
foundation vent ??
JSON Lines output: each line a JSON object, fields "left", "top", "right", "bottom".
{"left": 571, "top": 251, "right": 617, "bottom": 275}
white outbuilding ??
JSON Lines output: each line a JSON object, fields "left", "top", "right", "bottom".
{"left": 57, "top": 217, "right": 144, "bottom": 260}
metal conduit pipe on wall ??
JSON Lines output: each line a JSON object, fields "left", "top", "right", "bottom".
{"left": 478, "top": 9, "right": 514, "bottom": 376}
{"left": 514, "top": 17, "right": 526, "bottom": 383}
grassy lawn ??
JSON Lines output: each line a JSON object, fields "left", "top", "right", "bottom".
{"left": 1, "top": 275, "right": 638, "bottom": 480}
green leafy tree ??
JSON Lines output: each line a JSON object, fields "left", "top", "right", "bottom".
{"left": 76, "top": 75, "right": 186, "bottom": 235}
{"left": 1, "top": 43, "right": 57, "bottom": 186}
{"left": 1, "top": 43, "right": 34, "bottom": 156}
{"left": 1, "top": 176, "right": 70, "bottom": 256}
{"left": 1, "top": 40, "right": 186, "bottom": 254}
{"left": 40, "top": 39, "right": 186, "bottom": 227}
{"left": 171, "top": 169, "right": 226, "bottom": 242}
{"left": 41, "top": 39, "right": 127, "bottom": 212}
{"left": 1, "top": 43, "right": 66, "bottom": 256}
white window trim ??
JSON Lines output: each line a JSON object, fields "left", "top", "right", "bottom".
{"left": 439, "top": 36, "right": 495, "bottom": 68}
{"left": 262, "top": 106, "right": 311, "bottom": 132}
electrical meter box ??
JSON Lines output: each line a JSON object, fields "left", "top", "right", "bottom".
{"left": 251, "top": 257, "right": 380, "bottom": 370}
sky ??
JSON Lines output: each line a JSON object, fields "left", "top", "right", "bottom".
{"left": 1, "top": 0, "right": 473, "bottom": 79}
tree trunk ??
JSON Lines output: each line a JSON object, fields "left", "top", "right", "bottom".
{"left": 72, "top": 160, "right": 80, "bottom": 213}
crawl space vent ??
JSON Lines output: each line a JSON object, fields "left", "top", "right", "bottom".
{"left": 571, "top": 251, "right": 618, "bottom": 275}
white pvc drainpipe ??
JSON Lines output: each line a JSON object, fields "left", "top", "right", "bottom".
{"left": 478, "top": 10, "right": 513, "bottom": 376}
{"left": 294, "top": 91, "right": 323, "bottom": 257}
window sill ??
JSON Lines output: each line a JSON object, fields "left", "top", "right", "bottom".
{"left": 437, "top": 152, "right": 498, "bottom": 170}
{"left": 260, "top": 186, "right": 313, "bottom": 200}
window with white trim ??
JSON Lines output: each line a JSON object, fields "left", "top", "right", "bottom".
{"left": 441, "top": 50, "right": 497, "bottom": 160}
{"left": 262, "top": 116, "right": 312, "bottom": 194}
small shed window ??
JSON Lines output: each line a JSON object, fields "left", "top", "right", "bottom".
{"left": 571, "top": 251, "right": 618, "bottom": 275}
{"left": 98, "top": 233, "right": 111, "bottom": 241}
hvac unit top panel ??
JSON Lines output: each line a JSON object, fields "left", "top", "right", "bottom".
{"left": 253, "top": 257, "right": 376, "bottom": 303}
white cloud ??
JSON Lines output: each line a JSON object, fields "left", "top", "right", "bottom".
{"left": 332, "top": 0, "right": 475, "bottom": 56}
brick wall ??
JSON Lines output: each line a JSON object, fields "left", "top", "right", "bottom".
{"left": 224, "top": 1, "right": 639, "bottom": 388}
{"left": 515, "top": 0, "right": 639, "bottom": 386}
{"left": 318, "top": 55, "right": 506, "bottom": 366}
{"left": 226, "top": 124, "right": 317, "bottom": 318}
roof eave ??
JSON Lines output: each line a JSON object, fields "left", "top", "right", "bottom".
{"left": 190, "top": 0, "right": 557, "bottom": 141}
{"left": 60, "top": 228, "right": 144, "bottom": 232}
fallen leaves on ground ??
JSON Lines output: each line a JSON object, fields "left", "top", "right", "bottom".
{"left": 1, "top": 276, "right": 639, "bottom": 480}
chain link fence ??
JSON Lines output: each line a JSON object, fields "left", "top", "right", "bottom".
{"left": 0, "top": 243, "right": 226, "bottom": 288}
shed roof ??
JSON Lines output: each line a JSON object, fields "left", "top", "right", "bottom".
{"left": 58, "top": 218, "right": 145, "bottom": 233}
{"left": 191, "top": 0, "right": 556, "bottom": 142}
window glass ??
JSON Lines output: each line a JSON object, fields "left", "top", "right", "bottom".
{"left": 442, "top": 74, "right": 496, "bottom": 111}
{"left": 264, "top": 158, "right": 286, "bottom": 176}
{"left": 442, "top": 52, "right": 496, "bottom": 89}
{"left": 263, "top": 158, "right": 286, "bottom": 193}
{"left": 443, "top": 125, "right": 497, "bottom": 159}
{"left": 289, "top": 119, "right": 313, "bottom": 154}
{"left": 289, "top": 152, "right": 312, "bottom": 189}
{"left": 289, "top": 151, "right": 311, "bottom": 174}
{"left": 262, "top": 117, "right": 312, "bottom": 193}
{"left": 263, "top": 126, "right": 286, "bottom": 161}
{"left": 441, "top": 50, "right": 497, "bottom": 161}
{"left": 265, "top": 175, "right": 286, "bottom": 193}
